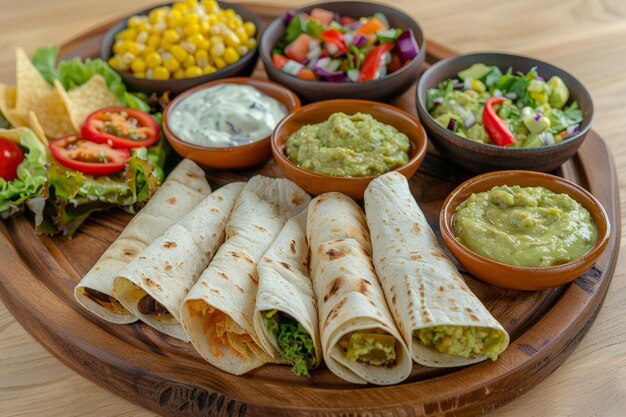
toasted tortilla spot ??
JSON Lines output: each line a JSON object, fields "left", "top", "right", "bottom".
{"left": 247, "top": 273, "right": 258, "bottom": 283}
{"left": 253, "top": 224, "right": 267, "bottom": 232}
{"left": 201, "top": 281, "right": 208, "bottom": 288}
{"left": 163, "top": 241, "right": 177, "bottom": 249}
{"left": 325, "top": 248, "right": 347, "bottom": 260}
{"left": 122, "top": 248, "right": 138, "bottom": 257}
{"left": 330, "top": 218, "right": 337, "bottom": 222}
{"left": 330, "top": 227, "right": 342, "bottom": 234}
{"left": 324, "top": 298, "right": 347, "bottom": 327}
{"left": 263, "top": 257, "right": 273, "bottom": 263}
{"left": 357, "top": 279, "right": 371, "bottom": 295}
{"left": 470, "top": 314, "right": 479, "bottom": 322}
{"left": 216, "top": 195, "right": 224, "bottom": 201}
{"left": 210, "top": 207, "right": 220, "bottom": 213}
{"left": 439, "top": 286, "right": 445, "bottom": 292}
{"left": 323, "top": 277, "right": 343, "bottom": 302}
{"left": 465, "top": 307, "right": 473, "bottom": 313}
{"left": 218, "top": 271, "right": 229, "bottom": 280}
{"left": 210, "top": 289, "right": 220, "bottom": 295}
{"left": 185, "top": 171, "right": 204, "bottom": 179}
{"left": 229, "top": 251, "right": 254, "bottom": 264}
{"left": 164, "top": 261, "right": 173, "bottom": 272}
{"left": 410, "top": 254, "right": 422, "bottom": 261}
{"left": 142, "top": 276, "right": 162, "bottom": 291}
{"left": 412, "top": 223, "right": 421, "bottom": 234}
{"left": 291, "top": 192, "right": 303, "bottom": 205}
{"left": 392, "top": 294, "right": 397, "bottom": 305}
{"left": 279, "top": 261, "right": 291, "bottom": 271}
{"left": 235, "top": 284, "right": 244, "bottom": 293}
{"left": 290, "top": 240, "right": 297, "bottom": 254}
{"left": 165, "top": 196, "right": 177, "bottom": 205}
{"left": 431, "top": 250, "right": 446, "bottom": 260}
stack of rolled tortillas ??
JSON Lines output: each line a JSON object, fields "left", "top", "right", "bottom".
{"left": 75, "top": 164, "right": 509, "bottom": 383}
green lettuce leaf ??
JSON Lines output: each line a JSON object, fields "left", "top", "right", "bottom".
{"left": 548, "top": 101, "right": 584, "bottom": 134}
{"left": 0, "top": 130, "right": 49, "bottom": 218}
{"left": 264, "top": 310, "right": 316, "bottom": 376}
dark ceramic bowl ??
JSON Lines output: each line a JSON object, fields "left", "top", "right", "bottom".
{"left": 416, "top": 52, "right": 594, "bottom": 173}
{"left": 100, "top": 2, "right": 261, "bottom": 95}
{"left": 259, "top": 1, "right": 426, "bottom": 103}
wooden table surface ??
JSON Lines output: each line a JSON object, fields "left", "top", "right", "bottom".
{"left": 0, "top": 0, "right": 624, "bottom": 415}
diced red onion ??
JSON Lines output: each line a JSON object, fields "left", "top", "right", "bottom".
{"left": 447, "top": 118, "right": 457, "bottom": 131}
{"left": 284, "top": 11, "right": 296, "bottom": 24}
{"left": 313, "top": 67, "right": 347, "bottom": 82}
{"left": 326, "top": 59, "right": 341, "bottom": 72}
{"left": 433, "top": 97, "right": 444, "bottom": 106}
{"left": 352, "top": 33, "right": 368, "bottom": 48}
{"left": 396, "top": 29, "right": 419, "bottom": 64}
{"left": 537, "top": 75, "right": 545, "bottom": 82}
{"left": 453, "top": 81, "right": 464, "bottom": 89}
{"left": 464, "top": 114, "right": 476, "bottom": 128}
{"left": 282, "top": 60, "right": 304, "bottom": 75}
{"left": 533, "top": 113, "right": 542, "bottom": 121}
{"left": 314, "top": 57, "right": 330, "bottom": 70}
{"left": 566, "top": 124, "right": 580, "bottom": 135}
{"left": 344, "top": 32, "right": 354, "bottom": 46}
{"left": 307, "top": 46, "right": 322, "bottom": 62}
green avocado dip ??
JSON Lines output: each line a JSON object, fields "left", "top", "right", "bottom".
{"left": 285, "top": 112, "right": 410, "bottom": 177}
{"left": 454, "top": 185, "right": 597, "bottom": 267}
{"left": 263, "top": 310, "right": 317, "bottom": 376}
{"left": 415, "top": 326, "right": 508, "bottom": 361}
{"left": 339, "top": 331, "right": 397, "bottom": 366}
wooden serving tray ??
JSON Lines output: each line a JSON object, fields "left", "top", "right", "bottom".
{"left": 0, "top": 4, "right": 621, "bottom": 417}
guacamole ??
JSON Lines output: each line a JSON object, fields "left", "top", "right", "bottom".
{"left": 340, "top": 331, "right": 397, "bottom": 365}
{"left": 454, "top": 185, "right": 597, "bottom": 267}
{"left": 427, "top": 63, "right": 584, "bottom": 148}
{"left": 285, "top": 112, "right": 410, "bottom": 177}
{"left": 415, "top": 325, "right": 507, "bottom": 361}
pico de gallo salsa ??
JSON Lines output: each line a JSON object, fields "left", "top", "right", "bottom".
{"left": 271, "top": 8, "right": 420, "bottom": 82}
{"left": 82, "top": 107, "right": 160, "bottom": 149}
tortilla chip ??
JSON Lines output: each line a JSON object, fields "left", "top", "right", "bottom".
{"left": 0, "top": 127, "right": 30, "bottom": 143}
{"left": 27, "top": 83, "right": 75, "bottom": 138}
{"left": 28, "top": 111, "right": 49, "bottom": 145}
{"left": 5, "top": 109, "right": 28, "bottom": 128}
{"left": 15, "top": 47, "right": 52, "bottom": 114}
{"left": 62, "top": 75, "right": 122, "bottom": 130}
{"left": 0, "top": 84, "right": 23, "bottom": 128}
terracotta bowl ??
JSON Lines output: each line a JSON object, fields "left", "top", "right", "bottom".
{"left": 100, "top": 1, "right": 261, "bottom": 95}
{"left": 259, "top": 1, "right": 426, "bottom": 103}
{"left": 416, "top": 52, "right": 594, "bottom": 173}
{"left": 271, "top": 99, "right": 428, "bottom": 199}
{"left": 163, "top": 77, "right": 300, "bottom": 169}
{"left": 439, "top": 170, "right": 610, "bottom": 291}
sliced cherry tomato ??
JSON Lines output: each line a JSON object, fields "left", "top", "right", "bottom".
{"left": 0, "top": 137, "right": 24, "bottom": 181}
{"left": 81, "top": 107, "right": 160, "bottom": 149}
{"left": 49, "top": 134, "right": 130, "bottom": 176}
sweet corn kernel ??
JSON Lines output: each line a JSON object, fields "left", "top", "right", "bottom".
{"left": 143, "top": 46, "right": 156, "bottom": 56}
{"left": 207, "top": 14, "right": 218, "bottom": 24}
{"left": 228, "top": 16, "right": 243, "bottom": 30}
{"left": 199, "top": 20, "right": 211, "bottom": 35}
{"left": 113, "top": 40, "right": 126, "bottom": 54}
{"left": 223, "top": 30, "right": 240, "bottom": 47}
{"left": 235, "top": 27, "right": 249, "bottom": 43}
{"left": 108, "top": 56, "right": 121, "bottom": 70}
{"left": 210, "top": 42, "right": 224, "bottom": 58}
{"left": 184, "top": 65, "right": 203, "bottom": 77}
{"left": 173, "top": 68, "right": 186, "bottom": 79}
{"left": 133, "top": 71, "right": 146, "bottom": 78}
{"left": 127, "top": 42, "right": 142, "bottom": 56}
{"left": 202, "top": 65, "right": 217, "bottom": 74}
{"left": 224, "top": 8, "right": 235, "bottom": 18}
{"left": 147, "top": 35, "right": 161, "bottom": 48}
{"left": 236, "top": 45, "right": 249, "bottom": 57}
{"left": 223, "top": 46, "right": 239, "bottom": 64}
{"left": 145, "top": 52, "right": 162, "bottom": 68}
{"left": 184, "top": 23, "right": 200, "bottom": 36}
{"left": 188, "top": 33, "right": 206, "bottom": 47}
{"left": 213, "top": 56, "right": 226, "bottom": 69}
{"left": 530, "top": 91, "right": 548, "bottom": 104}
{"left": 171, "top": 45, "right": 189, "bottom": 61}
{"left": 243, "top": 21, "right": 256, "bottom": 37}
{"left": 163, "top": 29, "right": 180, "bottom": 43}
{"left": 137, "top": 23, "right": 151, "bottom": 33}
{"left": 195, "top": 49, "right": 209, "bottom": 67}
{"left": 164, "top": 58, "right": 181, "bottom": 72}
{"left": 131, "top": 58, "right": 146, "bottom": 73}
{"left": 209, "top": 25, "right": 222, "bottom": 35}
{"left": 183, "top": 54, "right": 196, "bottom": 68}
{"left": 153, "top": 66, "right": 170, "bottom": 80}
{"left": 149, "top": 8, "right": 167, "bottom": 24}
{"left": 182, "top": 14, "right": 199, "bottom": 26}
{"left": 245, "top": 38, "right": 257, "bottom": 49}
{"left": 127, "top": 16, "right": 142, "bottom": 28}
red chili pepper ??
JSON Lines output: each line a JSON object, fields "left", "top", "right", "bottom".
{"left": 483, "top": 97, "right": 516, "bottom": 146}
{"left": 358, "top": 42, "right": 394, "bottom": 82}
{"left": 321, "top": 29, "right": 348, "bottom": 55}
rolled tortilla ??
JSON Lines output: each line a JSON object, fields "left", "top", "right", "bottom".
{"left": 74, "top": 159, "right": 211, "bottom": 324}
{"left": 252, "top": 211, "right": 321, "bottom": 376}
{"left": 364, "top": 172, "right": 509, "bottom": 367}
{"left": 307, "top": 192, "right": 412, "bottom": 385}
{"left": 181, "top": 176, "right": 310, "bottom": 375}
{"left": 112, "top": 182, "right": 245, "bottom": 340}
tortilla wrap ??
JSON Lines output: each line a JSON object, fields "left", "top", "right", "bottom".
{"left": 364, "top": 172, "right": 509, "bottom": 367}
{"left": 307, "top": 192, "right": 412, "bottom": 385}
{"left": 252, "top": 211, "right": 321, "bottom": 376}
{"left": 181, "top": 176, "right": 310, "bottom": 375}
{"left": 112, "top": 182, "right": 245, "bottom": 340}
{"left": 74, "top": 159, "right": 210, "bottom": 324}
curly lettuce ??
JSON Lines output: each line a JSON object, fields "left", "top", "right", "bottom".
{"left": 264, "top": 309, "right": 317, "bottom": 376}
{"left": 0, "top": 129, "right": 49, "bottom": 218}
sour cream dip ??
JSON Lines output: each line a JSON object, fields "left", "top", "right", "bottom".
{"left": 169, "top": 83, "right": 288, "bottom": 147}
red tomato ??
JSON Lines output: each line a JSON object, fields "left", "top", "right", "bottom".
{"left": 272, "top": 53, "right": 289, "bottom": 70}
{"left": 49, "top": 134, "right": 130, "bottom": 176}
{"left": 285, "top": 34, "right": 314, "bottom": 63}
{"left": 81, "top": 107, "right": 160, "bottom": 149}
{"left": 0, "top": 137, "right": 24, "bottom": 181}
{"left": 310, "top": 8, "right": 335, "bottom": 26}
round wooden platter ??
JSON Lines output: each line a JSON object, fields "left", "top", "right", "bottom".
{"left": 0, "top": 5, "right": 621, "bottom": 417}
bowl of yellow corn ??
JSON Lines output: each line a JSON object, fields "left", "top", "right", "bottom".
{"left": 100, "top": 0, "right": 261, "bottom": 95}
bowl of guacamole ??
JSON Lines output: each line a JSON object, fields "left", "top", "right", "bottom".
{"left": 439, "top": 170, "right": 610, "bottom": 291}
{"left": 416, "top": 52, "right": 593, "bottom": 173}
{"left": 271, "top": 99, "right": 427, "bottom": 199}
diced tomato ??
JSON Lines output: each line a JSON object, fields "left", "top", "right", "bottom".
{"left": 321, "top": 29, "right": 348, "bottom": 55}
{"left": 272, "top": 53, "right": 289, "bottom": 70}
{"left": 388, "top": 53, "right": 403, "bottom": 74}
{"left": 284, "top": 33, "right": 314, "bottom": 63}
{"left": 340, "top": 16, "right": 357, "bottom": 25}
{"left": 49, "top": 134, "right": 130, "bottom": 176}
{"left": 0, "top": 137, "right": 24, "bottom": 181}
{"left": 297, "top": 68, "right": 317, "bottom": 80}
{"left": 81, "top": 107, "right": 160, "bottom": 149}
{"left": 358, "top": 42, "right": 394, "bottom": 82}
{"left": 310, "top": 8, "right": 335, "bottom": 26}
{"left": 354, "top": 17, "right": 386, "bottom": 36}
